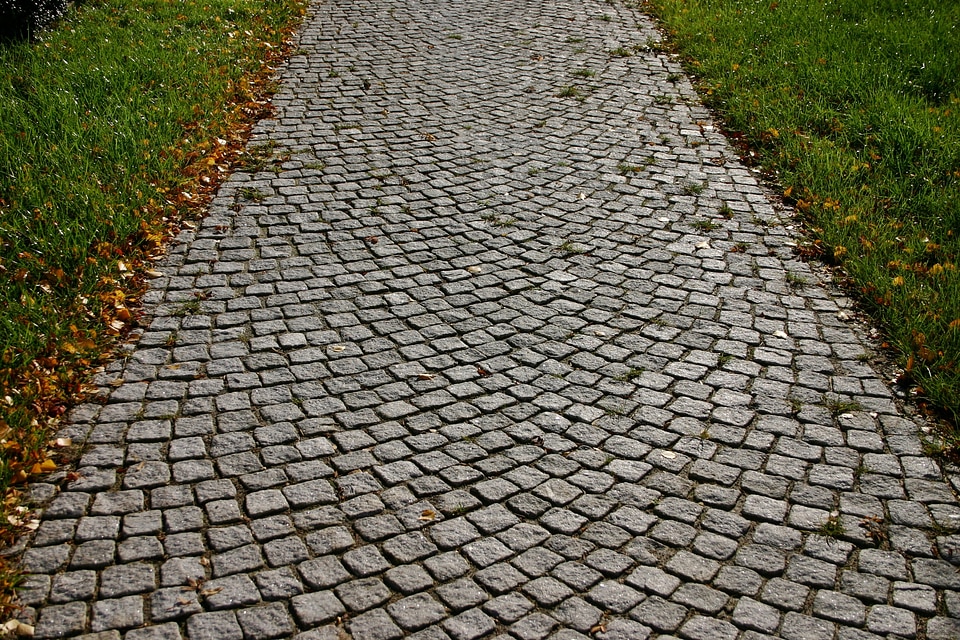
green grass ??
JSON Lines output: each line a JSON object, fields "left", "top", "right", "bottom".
{"left": 617, "top": 162, "right": 646, "bottom": 175}
{"left": 690, "top": 219, "right": 718, "bottom": 232}
{"left": 0, "top": 0, "right": 304, "bottom": 604}
{"left": 555, "top": 240, "right": 589, "bottom": 255}
{"left": 816, "top": 514, "right": 846, "bottom": 539}
{"left": 647, "top": 0, "right": 960, "bottom": 423}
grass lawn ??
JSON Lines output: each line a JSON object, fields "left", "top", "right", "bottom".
{"left": 0, "top": 0, "right": 304, "bottom": 614}
{"left": 644, "top": 0, "right": 960, "bottom": 436}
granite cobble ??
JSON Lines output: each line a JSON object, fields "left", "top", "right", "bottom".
{"left": 13, "top": 0, "right": 960, "bottom": 637}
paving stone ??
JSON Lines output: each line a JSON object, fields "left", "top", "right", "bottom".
{"left": 335, "top": 577, "right": 392, "bottom": 613}
{"left": 290, "top": 591, "right": 346, "bottom": 627}
{"left": 385, "top": 565, "right": 435, "bottom": 594}
{"left": 256, "top": 567, "right": 305, "bottom": 600}
{"left": 812, "top": 590, "right": 866, "bottom": 626}
{"left": 235, "top": 603, "right": 296, "bottom": 639}
{"left": 150, "top": 587, "right": 202, "bottom": 622}
{"left": 760, "top": 578, "right": 811, "bottom": 612}
{"left": 34, "top": 601, "right": 88, "bottom": 638}
{"left": 99, "top": 563, "right": 156, "bottom": 598}
{"left": 585, "top": 580, "right": 644, "bottom": 613}
{"left": 186, "top": 611, "right": 244, "bottom": 640}
{"left": 483, "top": 593, "right": 535, "bottom": 625}
{"left": 732, "top": 597, "right": 781, "bottom": 634}
{"left": 202, "top": 574, "right": 261, "bottom": 610}
{"left": 866, "top": 605, "right": 916, "bottom": 638}
{"left": 387, "top": 593, "right": 447, "bottom": 630}
{"left": 780, "top": 612, "right": 835, "bottom": 640}
{"left": 859, "top": 549, "right": 909, "bottom": 580}
{"left": 891, "top": 581, "right": 937, "bottom": 614}
{"left": 928, "top": 617, "right": 960, "bottom": 640}
{"left": 786, "top": 554, "right": 838, "bottom": 588}
{"left": 346, "top": 608, "right": 404, "bottom": 640}
{"left": 712, "top": 565, "right": 763, "bottom": 597}
{"left": 90, "top": 596, "right": 144, "bottom": 632}
{"left": 343, "top": 545, "right": 392, "bottom": 577}
{"left": 678, "top": 615, "right": 739, "bottom": 640}
{"left": 436, "top": 578, "right": 488, "bottom": 612}
{"left": 442, "top": 608, "right": 496, "bottom": 640}
{"left": 125, "top": 622, "right": 183, "bottom": 640}
{"left": 840, "top": 571, "right": 891, "bottom": 603}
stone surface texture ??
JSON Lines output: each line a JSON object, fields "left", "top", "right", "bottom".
{"left": 17, "top": 0, "right": 960, "bottom": 638}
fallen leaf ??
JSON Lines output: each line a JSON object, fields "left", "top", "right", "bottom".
{"left": 200, "top": 586, "right": 224, "bottom": 597}
{"left": 418, "top": 509, "right": 437, "bottom": 521}
{"left": 330, "top": 345, "right": 346, "bottom": 353}
{"left": 661, "top": 451, "right": 677, "bottom": 459}
{"left": 466, "top": 266, "right": 482, "bottom": 274}
{"left": 417, "top": 373, "right": 435, "bottom": 380}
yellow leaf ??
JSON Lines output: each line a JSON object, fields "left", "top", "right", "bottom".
{"left": 891, "top": 276, "right": 905, "bottom": 286}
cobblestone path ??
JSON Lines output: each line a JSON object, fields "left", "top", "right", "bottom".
{"left": 16, "top": 0, "right": 960, "bottom": 638}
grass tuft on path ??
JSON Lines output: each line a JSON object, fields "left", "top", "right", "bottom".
{"left": 645, "top": 0, "right": 960, "bottom": 428}
{"left": 0, "top": 0, "right": 305, "bottom": 616}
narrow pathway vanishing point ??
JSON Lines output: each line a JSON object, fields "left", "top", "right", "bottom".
{"left": 15, "top": 0, "right": 960, "bottom": 638}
